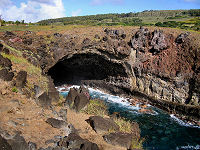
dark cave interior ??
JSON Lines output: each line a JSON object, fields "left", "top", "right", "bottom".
{"left": 48, "top": 53, "right": 128, "bottom": 86}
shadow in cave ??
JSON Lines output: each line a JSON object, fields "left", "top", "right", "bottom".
{"left": 47, "top": 53, "right": 127, "bottom": 86}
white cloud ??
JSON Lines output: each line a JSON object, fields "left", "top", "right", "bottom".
{"left": 71, "top": 9, "right": 82, "bottom": 16}
{"left": 0, "top": 0, "right": 66, "bottom": 23}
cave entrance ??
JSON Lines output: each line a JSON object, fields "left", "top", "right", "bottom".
{"left": 47, "top": 53, "right": 128, "bottom": 86}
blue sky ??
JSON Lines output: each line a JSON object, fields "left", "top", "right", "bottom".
{"left": 0, "top": 0, "right": 199, "bottom": 22}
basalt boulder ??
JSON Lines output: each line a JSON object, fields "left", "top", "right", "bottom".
{"left": 58, "top": 133, "right": 99, "bottom": 150}
{"left": 150, "top": 30, "right": 169, "bottom": 54}
{"left": 175, "top": 32, "right": 190, "bottom": 44}
{"left": 0, "top": 69, "right": 14, "bottom": 81}
{"left": 73, "top": 93, "right": 90, "bottom": 112}
{"left": 37, "top": 92, "right": 52, "bottom": 108}
{"left": 0, "top": 135, "right": 12, "bottom": 150}
{"left": 65, "top": 87, "right": 79, "bottom": 106}
{"left": 103, "top": 132, "right": 135, "bottom": 149}
{"left": 7, "top": 133, "right": 29, "bottom": 150}
{"left": 0, "top": 54, "right": 12, "bottom": 70}
{"left": 131, "top": 27, "right": 168, "bottom": 54}
{"left": 46, "top": 118, "right": 67, "bottom": 129}
{"left": 86, "top": 116, "right": 119, "bottom": 134}
{"left": 15, "top": 71, "right": 27, "bottom": 88}
{"left": 0, "top": 43, "right": 3, "bottom": 52}
{"left": 47, "top": 77, "right": 59, "bottom": 103}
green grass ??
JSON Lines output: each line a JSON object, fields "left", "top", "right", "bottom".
{"left": 12, "top": 86, "right": 18, "bottom": 93}
{"left": 1, "top": 51, "right": 48, "bottom": 92}
{"left": 81, "top": 99, "right": 108, "bottom": 117}
{"left": 2, "top": 43, "right": 22, "bottom": 56}
{"left": 130, "top": 137, "right": 144, "bottom": 150}
{"left": 113, "top": 117, "right": 133, "bottom": 133}
{"left": 0, "top": 24, "right": 89, "bottom": 32}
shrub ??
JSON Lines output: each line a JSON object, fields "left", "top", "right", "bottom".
{"left": 130, "top": 137, "right": 144, "bottom": 150}
{"left": 12, "top": 86, "right": 18, "bottom": 93}
{"left": 81, "top": 99, "right": 108, "bottom": 117}
{"left": 113, "top": 117, "right": 133, "bottom": 133}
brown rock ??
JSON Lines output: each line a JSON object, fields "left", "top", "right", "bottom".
{"left": 86, "top": 116, "right": 119, "bottom": 134}
{"left": 15, "top": 71, "right": 27, "bottom": 88}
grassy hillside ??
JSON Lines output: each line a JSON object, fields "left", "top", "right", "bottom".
{"left": 36, "top": 9, "right": 200, "bottom": 31}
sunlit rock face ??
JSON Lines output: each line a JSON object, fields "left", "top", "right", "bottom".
{"left": 1, "top": 27, "right": 199, "bottom": 118}
{"left": 45, "top": 28, "right": 200, "bottom": 118}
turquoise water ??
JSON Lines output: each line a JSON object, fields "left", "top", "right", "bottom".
{"left": 60, "top": 86, "right": 200, "bottom": 150}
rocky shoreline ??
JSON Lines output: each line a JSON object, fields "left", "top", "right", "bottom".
{"left": 0, "top": 26, "right": 200, "bottom": 149}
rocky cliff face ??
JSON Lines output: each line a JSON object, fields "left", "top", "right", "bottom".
{"left": 0, "top": 27, "right": 199, "bottom": 119}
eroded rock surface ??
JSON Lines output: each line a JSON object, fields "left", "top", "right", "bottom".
{"left": 58, "top": 133, "right": 99, "bottom": 150}
{"left": 86, "top": 116, "right": 119, "bottom": 134}
{"left": 103, "top": 132, "right": 134, "bottom": 149}
{"left": 0, "top": 27, "right": 199, "bottom": 120}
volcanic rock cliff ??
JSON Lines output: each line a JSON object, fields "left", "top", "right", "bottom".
{"left": 0, "top": 27, "right": 200, "bottom": 120}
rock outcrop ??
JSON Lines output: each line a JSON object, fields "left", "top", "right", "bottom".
{"left": 46, "top": 118, "right": 67, "bottom": 129}
{"left": 65, "top": 86, "right": 90, "bottom": 112}
{"left": 0, "top": 27, "right": 199, "bottom": 120}
{"left": 58, "top": 133, "right": 99, "bottom": 150}
{"left": 103, "top": 132, "right": 134, "bottom": 149}
{"left": 86, "top": 116, "right": 119, "bottom": 134}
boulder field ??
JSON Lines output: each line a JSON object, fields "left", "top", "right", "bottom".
{"left": 0, "top": 26, "right": 200, "bottom": 121}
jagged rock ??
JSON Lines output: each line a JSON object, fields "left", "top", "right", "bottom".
{"left": 34, "top": 85, "right": 43, "bottom": 98}
{"left": 102, "top": 36, "right": 108, "bottom": 41}
{"left": 78, "top": 85, "right": 90, "bottom": 98}
{"left": 2, "top": 48, "right": 10, "bottom": 54}
{"left": 131, "top": 27, "right": 150, "bottom": 52}
{"left": 175, "top": 32, "right": 190, "bottom": 44}
{"left": 65, "top": 86, "right": 90, "bottom": 110}
{"left": 103, "top": 132, "right": 134, "bottom": 149}
{"left": 7, "top": 133, "right": 29, "bottom": 150}
{"left": 82, "top": 38, "right": 91, "bottom": 45}
{"left": 28, "top": 141, "right": 37, "bottom": 150}
{"left": 0, "top": 54, "right": 12, "bottom": 70}
{"left": 4, "top": 31, "right": 15, "bottom": 37}
{"left": 86, "top": 116, "right": 119, "bottom": 134}
{"left": 116, "top": 46, "right": 131, "bottom": 56}
{"left": 54, "top": 33, "right": 62, "bottom": 38}
{"left": 58, "top": 133, "right": 99, "bottom": 150}
{"left": 104, "top": 29, "right": 126, "bottom": 39}
{"left": 65, "top": 88, "right": 79, "bottom": 106}
{"left": 37, "top": 92, "right": 52, "bottom": 108}
{"left": 0, "top": 43, "right": 3, "bottom": 52}
{"left": 73, "top": 93, "right": 89, "bottom": 112}
{"left": 46, "top": 118, "right": 67, "bottom": 129}
{"left": 58, "top": 109, "right": 67, "bottom": 121}
{"left": 94, "top": 34, "right": 100, "bottom": 39}
{"left": 23, "top": 38, "right": 32, "bottom": 45}
{"left": 150, "top": 30, "right": 168, "bottom": 54}
{"left": 0, "top": 69, "right": 14, "bottom": 81}
{"left": 0, "top": 45, "right": 10, "bottom": 54}
{"left": 24, "top": 31, "right": 33, "bottom": 35}
{"left": 15, "top": 71, "right": 27, "bottom": 88}
{"left": 131, "top": 28, "right": 169, "bottom": 54}
{"left": 0, "top": 135, "right": 12, "bottom": 150}
{"left": 48, "top": 77, "right": 59, "bottom": 103}
{"left": 64, "top": 124, "right": 77, "bottom": 136}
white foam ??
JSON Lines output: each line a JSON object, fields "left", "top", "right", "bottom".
{"left": 57, "top": 85, "right": 158, "bottom": 115}
{"left": 176, "top": 145, "right": 200, "bottom": 150}
{"left": 170, "top": 114, "right": 200, "bottom": 129}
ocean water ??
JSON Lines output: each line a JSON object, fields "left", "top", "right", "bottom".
{"left": 58, "top": 86, "right": 200, "bottom": 150}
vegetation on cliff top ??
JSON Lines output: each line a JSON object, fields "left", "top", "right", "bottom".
{"left": 0, "top": 9, "right": 200, "bottom": 32}
{"left": 35, "top": 9, "right": 200, "bottom": 31}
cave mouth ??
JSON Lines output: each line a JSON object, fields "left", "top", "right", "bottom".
{"left": 47, "top": 53, "right": 128, "bottom": 86}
